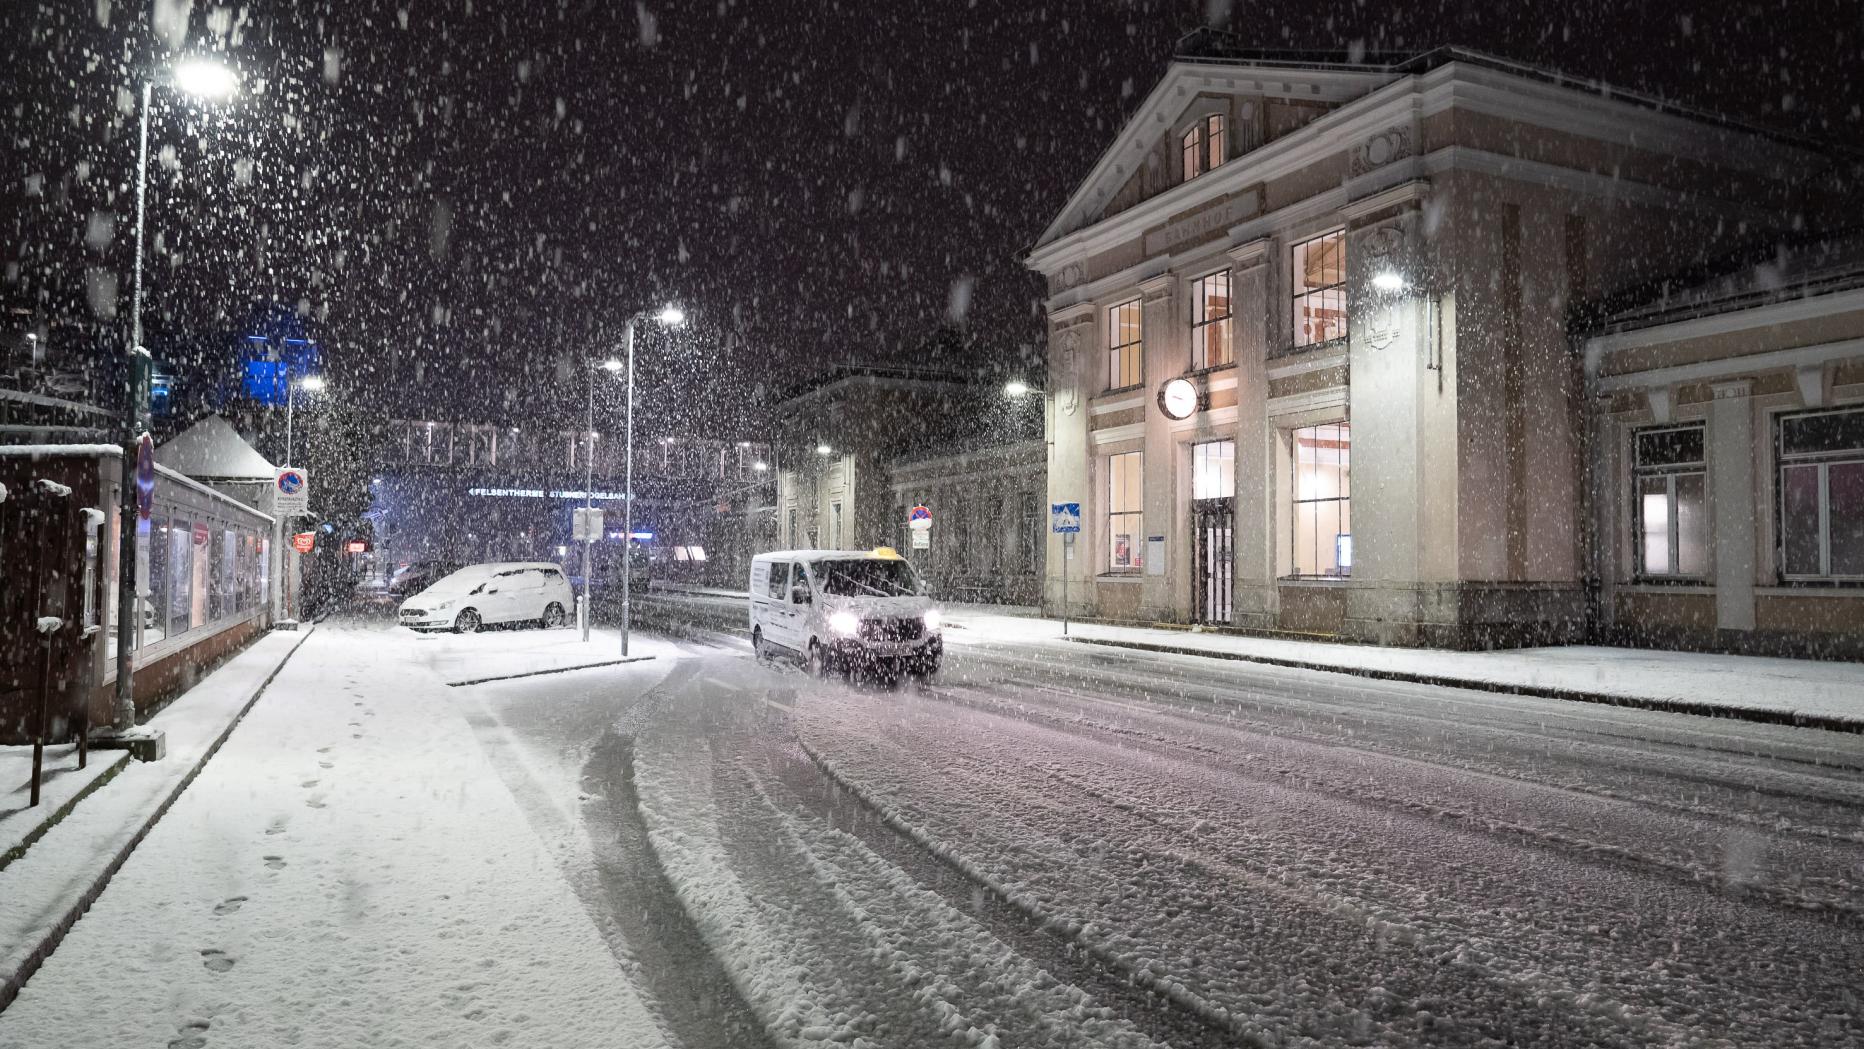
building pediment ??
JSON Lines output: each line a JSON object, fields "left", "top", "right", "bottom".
{"left": 1035, "top": 60, "right": 1399, "bottom": 255}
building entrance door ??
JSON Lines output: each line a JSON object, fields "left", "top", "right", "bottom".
{"left": 1191, "top": 498, "right": 1233, "bottom": 624}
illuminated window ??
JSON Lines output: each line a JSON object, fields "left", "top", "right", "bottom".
{"left": 1778, "top": 407, "right": 1864, "bottom": 580}
{"left": 1633, "top": 425, "right": 1707, "bottom": 579}
{"left": 1192, "top": 440, "right": 1234, "bottom": 500}
{"left": 1108, "top": 299, "right": 1142, "bottom": 390}
{"left": 1181, "top": 114, "right": 1226, "bottom": 183}
{"left": 1292, "top": 230, "right": 1347, "bottom": 348}
{"left": 1290, "top": 423, "right": 1351, "bottom": 577}
{"left": 1106, "top": 451, "right": 1144, "bottom": 571}
{"left": 1190, "top": 270, "right": 1232, "bottom": 369}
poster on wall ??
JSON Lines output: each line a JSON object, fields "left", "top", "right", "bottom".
{"left": 1112, "top": 534, "right": 1132, "bottom": 567}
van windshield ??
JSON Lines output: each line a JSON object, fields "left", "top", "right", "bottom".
{"left": 813, "top": 558, "right": 919, "bottom": 598}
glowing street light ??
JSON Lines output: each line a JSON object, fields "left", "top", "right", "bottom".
{"left": 1371, "top": 270, "right": 1407, "bottom": 293}
{"left": 816, "top": 443, "right": 833, "bottom": 456}
{"left": 172, "top": 58, "right": 240, "bottom": 99}
{"left": 113, "top": 55, "right": 242, "bottom": 729}
{"left": 1004, "top": 379, "right": 1032, "bottom": 398}
{"left": 615, "top": 304, "right": 686, "bottom": 654}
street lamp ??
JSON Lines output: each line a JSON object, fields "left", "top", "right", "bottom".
{"left": 1003, "top": 379, "right": 1032, "bottom": 398}
{"left": 286, "top": 373, "right": 325, "bottom": 468}
{"left": 578, "top": 358, "right": 626, "bottom": 641}
{"left": 113, "top": 56, "right": 239, "bottom": 733}
{"left": 618, "top": 304, "right": 686, "bottom": 657}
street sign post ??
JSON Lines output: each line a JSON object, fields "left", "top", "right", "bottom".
{"left": 273, "top": 467, "right": 309, "bottom": 516}
{"left": 291, "top": 532, "right": 316, "bottom": 554}
{"left": 1051, "top": 503, "right": 1080, "bottom": 636}
{"left": 908, "top": 505, "right": 932, "bottom": 530}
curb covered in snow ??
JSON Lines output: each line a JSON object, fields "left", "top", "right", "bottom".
{"left": 445, "top": 654, "right": 656, "bottom": 687}
{"left": 0, "top": 626, "right": 314, "bottom": 1013}
{"left": 1066, "top": 635, "right": 1864, "bottom": 735}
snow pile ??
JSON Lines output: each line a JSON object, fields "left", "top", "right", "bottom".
{"left": 34, "top": 617, "right": 62, "bottom": 635}
{"left": 32, "top": 478, "right": 71, "bottom": 497}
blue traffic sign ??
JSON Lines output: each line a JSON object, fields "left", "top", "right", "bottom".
{"left": 1050, "top": 502, "right": 1081, "bottom": 533}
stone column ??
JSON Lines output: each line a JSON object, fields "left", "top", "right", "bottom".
{"left": 1229, "top": 238, "right": 1275, "bottom": 629}
{"left": 1046, "top": 302, "right": 1097, "bottom": 618}
{"left": 1138, "top": 272, "right": 1179, "bottom": 620}
{"left": 1709, "top": 380, "right": 1755, "bottom": 632}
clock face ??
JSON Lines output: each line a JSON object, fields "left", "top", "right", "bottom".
{"left": 1159, "top": 377, "right": 1199, "bottom": 420}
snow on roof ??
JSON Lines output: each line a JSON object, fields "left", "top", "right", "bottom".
{"left": 0, "top": 443, "right": 124, "bottom": 458}
{"left": 157, "top": 415, "right": 275, "bottom": 480}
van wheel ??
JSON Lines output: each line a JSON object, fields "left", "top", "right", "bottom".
{"left": 806, "top": 640, "right": 830, "bottom": 679}
{"left": 751, "top": 627, "right": 767, "bottom": 661}
{"left": 454, "top": 609, "right": 482, "bottom": 634}
{"left": 541, "top": 602, "right": 567, "bottom": 629}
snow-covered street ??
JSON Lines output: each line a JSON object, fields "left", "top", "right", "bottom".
{"left": 4, "top": 618, "right": 1862, "bottom": 1048}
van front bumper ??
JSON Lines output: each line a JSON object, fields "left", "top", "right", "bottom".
{"left": 827, "top": 634, "right": 942, "bottom": 663}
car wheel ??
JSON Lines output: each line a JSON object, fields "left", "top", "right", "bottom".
{"left": 454, "top": 609, "right": 482, "bottom": 634}
{"left": 911, "top": 654, "right": 941, "bottom": 678}
{"left": 541, "top": 602, "right": 567, "bottom": 629}
{"left": 806, "top": 640, "right": 830, "bottom": 678}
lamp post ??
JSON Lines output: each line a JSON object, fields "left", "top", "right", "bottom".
{"left": 113, "top": 57, "right": 239, "bottom": 733}
{"left": 285, "top": 372, "right": 324, "bottom": 468}
{"left": 619, "top": 305, "right": 685, "bottom": 657}
{"left": 582, "top": 358, "right": 624, "bottom": 640}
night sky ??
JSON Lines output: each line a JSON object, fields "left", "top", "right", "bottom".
{"left": 4, "top": 0, "right": 1860, "bottom": 437}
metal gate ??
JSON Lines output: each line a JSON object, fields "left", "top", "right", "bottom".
{"left": 1191, "top": 498, "right": 1233, "bottom": 624}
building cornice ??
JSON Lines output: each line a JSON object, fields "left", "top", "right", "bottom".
{"left": 1585, "top": 286, "right": 1864, "bottom": 359}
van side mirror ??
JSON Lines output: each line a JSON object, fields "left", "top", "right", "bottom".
{"left": 790, "top": 584, "right": 811, "bottom": 604}
{"left": 916, "top": 578, "right": 929, "bottom": 596}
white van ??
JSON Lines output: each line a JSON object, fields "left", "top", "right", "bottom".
{"left": 398, "top": 562, "right": 575, "bottom": 633}
{"left": 749, "top": 548, "right": 942, "bottom": 677}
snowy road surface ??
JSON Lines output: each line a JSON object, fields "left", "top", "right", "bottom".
{"left": 4, "top": 619, "right": 1861, "bottom": 1048}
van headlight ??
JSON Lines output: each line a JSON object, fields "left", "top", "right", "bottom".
{"left": 828, "top": 611, "right": 861, "bottom": 636}
{"left": 922, "top": 609, "right": 941, "bottom": 632}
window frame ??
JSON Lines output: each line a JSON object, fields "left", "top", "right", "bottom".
{"left": 1775, "top": 406, "right": 1864, "bottom": 583}
{"left": 1105, "top": 450, "right": 1144, "bottom": 573}
{"left": 1290, "top": 229, "right": 1348, "bottom": 350}
{"left": 1189, "top": 268, "right": 1233, "bottom": 371}
{"left": 1287, "top": 422, "right": 1352, "bottom": 579}
{"left": 1630, "top": 423, "right": 1709, "bottom": 582}
{"left": 1107, "top": 298, "right": 1143, "bottom": 392}
{"left": 1180, "top": 113, "right": 1226, "bottom": 183}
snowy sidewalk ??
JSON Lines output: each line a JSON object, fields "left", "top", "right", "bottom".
{"left": 0, "top": 622, "right": 671, "bottom": 1049}
{"left": 0, "top": 627, "right": 311, "bottom": 1010}
{"left": 947, "top": 614, "right": 1864, "bottom": 731}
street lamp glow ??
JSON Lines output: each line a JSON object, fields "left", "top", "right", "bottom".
{"left": 753, "top": 461, "right": 768, "bottom": 472}
{"left": 297, "top": 375, "right": 327, "bottom": 392}
{"left": 816, "top": 443, "right": 833, "bottom": 456}
{"left": 1371, "top": 270, "right": 1407, "bottom": 292}
{"left": 172, "top": 59, "right": 240, "bottom": 99}
{"left": 656, "top": 305, "right": 686, "bottom": 327}
{"left": 600, "top": 358, "right": 624, "bottom": 372}
{"left": 1004, "top": 380, "right": 1031, "bottom": 397}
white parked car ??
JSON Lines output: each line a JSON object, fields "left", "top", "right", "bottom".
{"left": 398, "top": 562, "right": 574, "bottom": 633}
{"left": 748, "top": 548, "right": 942, "bottom": 678}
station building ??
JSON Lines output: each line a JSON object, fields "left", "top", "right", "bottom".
{"left": 1027, "top": 37, "right": 1853, "bottom": 650}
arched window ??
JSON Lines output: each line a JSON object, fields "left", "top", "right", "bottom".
{"left": 1181, "top": 114, "right": 1227, "bottom": 183}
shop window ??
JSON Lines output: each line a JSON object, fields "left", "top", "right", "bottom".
{"left": 832, "top": 501, "right": 844, "bottom": 549}
{"left": 1292, "top": 230, "right": 1347, "bottom": 348}
{"left": 1193, "top": 440, "right": 1235, "bottom": 500}
{"left": 1106, "top": 451, "right": 1144, "bottom": 571}
{"left": 1633, "top": 425, "right": 1708, "bottom": 579}
{"left": 1778, "top": 407, "right": 1864, "bottom": 580}
{"left": 1021, "top": 490, "right": 1039, "bottom": 573}
{"left": 1290, "top": 423, "right": 1351, "bottom": 577}
{"left": 1108, "top": 299, "right": 1142, "bottom": 391}
{"left": 168, "top": 522, "right": 194, "bottom": 639}
{"left": 147, "top": 515, "right": 170, "bottom": 644}
{"left": 1190, "top": 270, "right": 1232, "bottom": 370}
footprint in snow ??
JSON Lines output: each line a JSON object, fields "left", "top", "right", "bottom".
{"left": 200, "top": 949, "right": 235, "bottom": 973}
{"left": 300, "top": 779, "right": 319, "bottom": 788}
{"left": 263, "top": 856, "right": 287, "bottom": 870}
{"left": 318, "top": 760, "right": 334, "bottom": 769}
{"left": 316, "top": 747, "right": 332, "bottom": 754}
{"left": 213, "top": 896, "right": 247, "bottom": 915}
{"left": 305, "top": 797, "right": 327, "bottom": 809}
{"left": 167, "top": 1020, "right": 210, "bottom": 1049}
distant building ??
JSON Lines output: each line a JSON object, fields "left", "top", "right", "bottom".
{"left": 770, "top": 364, "right": 1045, "bottom": 605}
{"left": 1028, "top": 35, "right": 1853, "bottom": 650}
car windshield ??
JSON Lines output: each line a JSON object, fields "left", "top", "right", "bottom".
{"left": 812, "top": 558, "right": 918, "bottom": 597}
